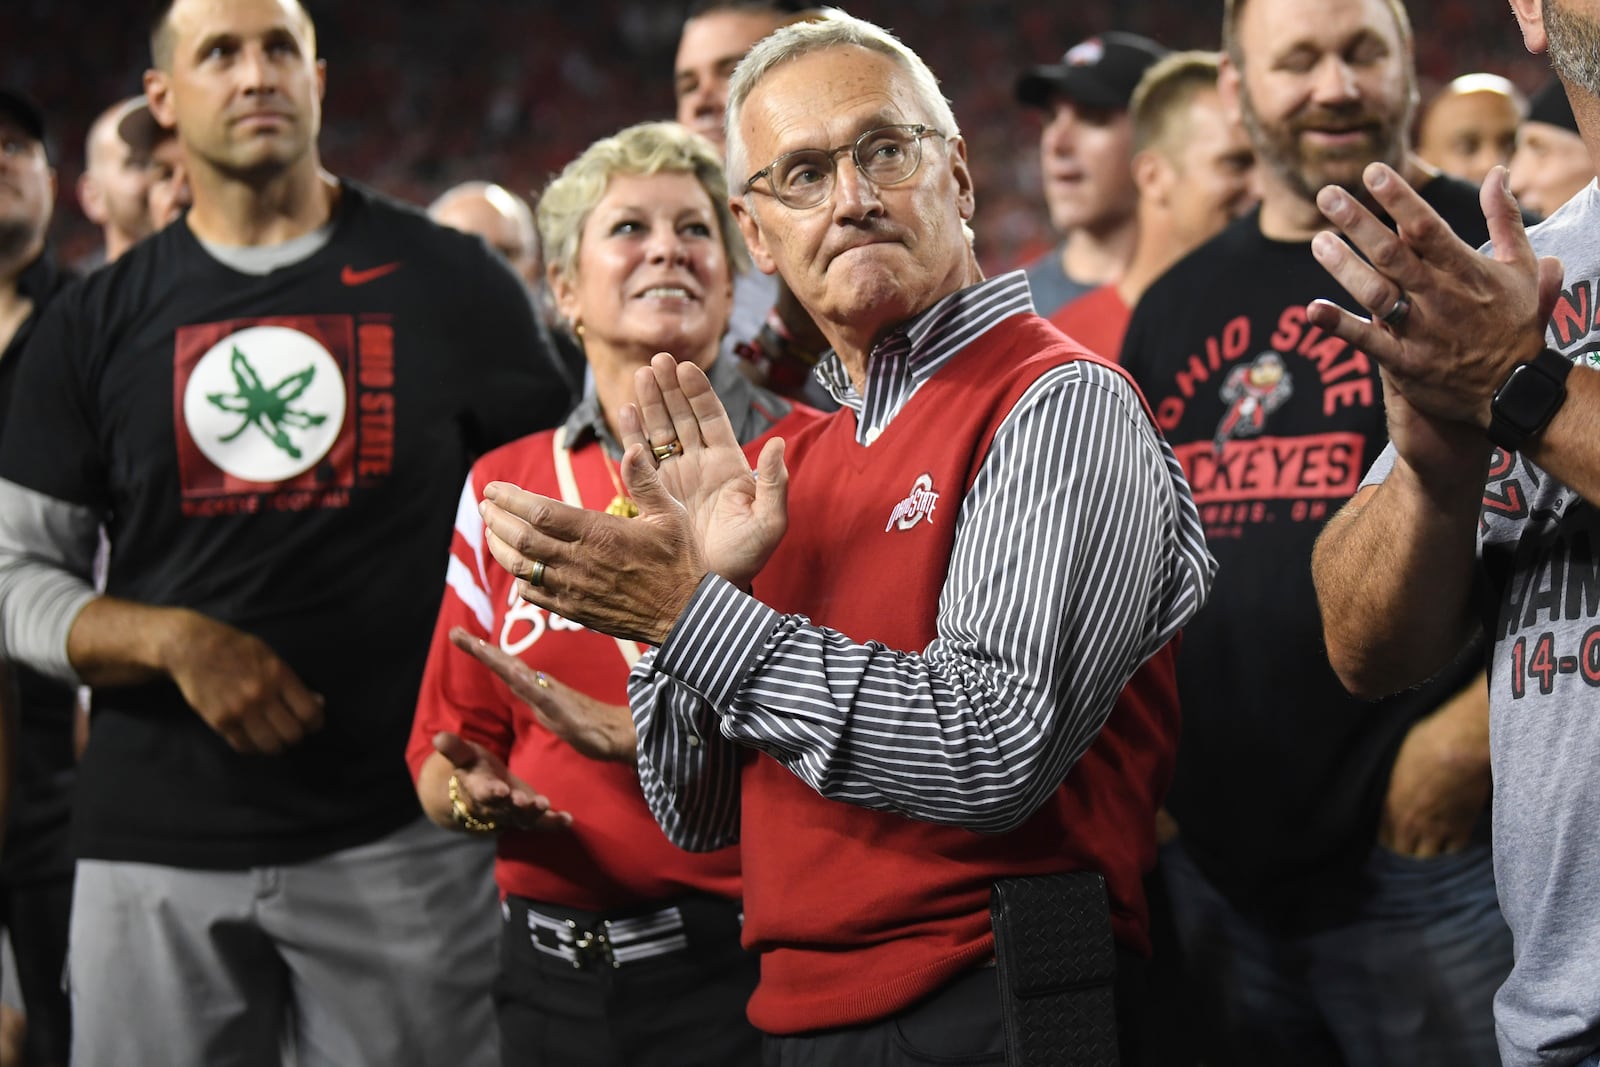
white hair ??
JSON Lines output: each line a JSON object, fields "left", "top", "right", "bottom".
{"left": 723, "top": 9, "right": 960, "bottom": 190}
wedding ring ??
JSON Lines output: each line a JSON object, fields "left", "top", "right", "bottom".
{"left": 1379, "top": 292, "right": 1411, "bottom": 328}
{"left": 651, "top": 439, "right": 683, "bottom": 461}
{"left": 529, "top": 559, "right": 546, "bottom": 587}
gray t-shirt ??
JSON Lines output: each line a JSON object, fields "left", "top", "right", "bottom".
{"left": 1363, "top": 178, "right": 1600, "bottom": 1066}
{"left": 1022, "top": 243, "right": 1096, "bottom": 319}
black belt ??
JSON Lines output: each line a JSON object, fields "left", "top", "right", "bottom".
{"left": 503, "top": 895, "right": 739, "bottom": 971}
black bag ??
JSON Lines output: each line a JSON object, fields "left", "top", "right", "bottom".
{"left": 990, "top": 871, "right": 1120, "bottom": 1067}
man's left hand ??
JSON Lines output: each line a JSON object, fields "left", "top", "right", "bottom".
{"left": 1379, "top": 678, "right": 1492, "bottom": 858}
{"left": 1306, "top": 163, "right": 1566, "bottom": 429}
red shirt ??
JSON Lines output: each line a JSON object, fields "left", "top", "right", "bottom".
{"left": 1050, "top": 283, "right": 1131, "bottom": 362}
{"left": 407, "top": 417, "right": 803, "bottom": 909}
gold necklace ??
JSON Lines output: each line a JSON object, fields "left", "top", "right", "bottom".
{"left": 597, "top": 447, "right": 639, "bottom": 518}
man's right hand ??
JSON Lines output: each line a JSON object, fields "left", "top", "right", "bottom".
{"left": 161, "top": 610, "right": 324, "bottom": 754}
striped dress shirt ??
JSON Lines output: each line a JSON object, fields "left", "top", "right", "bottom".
{"left": 627, "top": 271, "right": 1214, "bottom": 849}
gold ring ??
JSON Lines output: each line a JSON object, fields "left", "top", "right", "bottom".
{"left": 448, "top": 774, "right": 497, "bottom": 834}
{"left": 529, "top": 559, "right": 546, "bottom": 587}
{"left": 651, "top": 439, "right": 683, "bottom": 461}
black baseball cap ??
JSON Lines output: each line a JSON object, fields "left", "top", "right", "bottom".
{"left": 0, "top": 88, "right": 46, "bottom": 147}
{"left": 1528, "top": 78, "right": 1579, "bottom": 136}
{"left": 1015, "top": 32, "right": 1170, "bottom": 112}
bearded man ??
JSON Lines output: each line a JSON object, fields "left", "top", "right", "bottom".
{"left": 1117, "top": 0, "right": 1513, "bottom": 1063}
{"left": 1309, "top": 0, "right": 1600, "bottom": 1061}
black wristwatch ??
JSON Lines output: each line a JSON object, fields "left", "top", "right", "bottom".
{"left": 1487, "top": 347, "right": 1573, "bottom": 452}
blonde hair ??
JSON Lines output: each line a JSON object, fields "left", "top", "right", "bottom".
{"left": 537, "top": 121, "right": 748, "bottom": 288}
{"left": 1131, "top": 51, "right": 1223, "bottom": 157}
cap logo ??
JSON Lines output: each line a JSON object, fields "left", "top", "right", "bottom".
{"left": 1066, "top": 39, "right": 1104, "bottom": 66}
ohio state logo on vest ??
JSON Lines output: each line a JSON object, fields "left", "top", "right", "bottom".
{"left": 886, "top": 473, "right": 940, "bottom": 532}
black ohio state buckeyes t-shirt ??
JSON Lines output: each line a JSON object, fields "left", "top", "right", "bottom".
{"left": 1120, "top": 178, "right": 1489, "bottom": 924}
{"left": 0, "top": 183, "right": 570, "bottom": 869}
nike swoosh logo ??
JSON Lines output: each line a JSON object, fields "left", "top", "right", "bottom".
{"left": 341, "top": 261, "right": 403, "bottom": 286}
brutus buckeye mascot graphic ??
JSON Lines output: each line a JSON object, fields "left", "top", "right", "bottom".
{"left": 1214, "top": 351, "right": 1292, "bottom": 451}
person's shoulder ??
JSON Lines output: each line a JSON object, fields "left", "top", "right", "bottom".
{"left": 995, "top": 316, "right": 1133, "bottom": 391}
{"left": 40, "top": 223, "right": 189, "bottom": 333}
{"left": 339, "top": 179, "right": 498, "bottom": 263}
{"left": 1059, "top": 282, "right": 1124, "bottom": 321}
{"left": 1140, "top": 213, "right": 1259, "bottom": 307}
{"left": 474, "top": 425, "right": 561, "bottom": 482}
{"left": 1021, "top": 243, "right": 1066, "bottom": 278}
{"left": 1012, "top": 350, "right": 1154, "bottom": 440}
{"left": 1526, "top": 180, "right": 1600, "bottom": 256}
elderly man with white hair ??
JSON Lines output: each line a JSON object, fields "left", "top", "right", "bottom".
{"left": 475, "top": 11, "right": 1213, "bottom": 1064}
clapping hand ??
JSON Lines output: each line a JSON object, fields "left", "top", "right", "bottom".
{"left": 478, "top": 354, "right": 791, "bottom": 645}
{"left": 617, "top": 353, "right": 790, "bottom": 588}
{"left": 432, "top": 729, "right": 573, "bottom": 832}
{"left": 449, "top": 627, "right": 637, "bottom": 765}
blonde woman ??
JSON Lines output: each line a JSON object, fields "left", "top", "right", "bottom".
{"left": 407, "top": 122, "right": 816, "bottom": 1066}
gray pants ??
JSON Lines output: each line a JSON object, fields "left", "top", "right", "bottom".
{"left": 67, "top": 818, "right": 499, "bottom": 1067}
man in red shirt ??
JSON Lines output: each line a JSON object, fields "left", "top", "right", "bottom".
{"left": 477, "top": 11, "right": 1213, "bottom": 1064}
{"left": 1052, "top": 51, "right": 1258, "bottom": 360}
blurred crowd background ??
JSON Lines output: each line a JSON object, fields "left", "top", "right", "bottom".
{"left": 2, "top": 0, "right": 1552, "bottom": 271}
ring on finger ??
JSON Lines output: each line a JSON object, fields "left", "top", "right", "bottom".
{"left": 651, "top": 439, "right": 683, "bottom": 461}
{"left": 1379, "top": 292, "right": 1411, "bottom": 329}
{"left": 529, "top": 559, "right": 547, "bottom": 587}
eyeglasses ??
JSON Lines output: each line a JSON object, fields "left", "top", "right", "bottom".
{"left": 743, "top": 123, "right": 945, "bottom": 210}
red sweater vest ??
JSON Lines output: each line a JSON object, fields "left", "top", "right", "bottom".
{"left": 740, "top": 313, "right": 1180, "bottom": 1033}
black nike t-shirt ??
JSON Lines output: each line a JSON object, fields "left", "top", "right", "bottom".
{"left": 0, "top": 183, "right": 571, "bottom": 869}
{"left": 1120, "top": 176, "right": 1489, "bottom": 927}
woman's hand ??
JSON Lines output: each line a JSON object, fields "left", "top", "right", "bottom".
{"left": 431, "top": 730, "right": 573, "bottom": 832}
{"left": 449, "top": 627, "right": 638, "bottom": 765}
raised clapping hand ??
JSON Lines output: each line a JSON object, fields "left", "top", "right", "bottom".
{"left": 449, "top": 627, "right": 637, "bottom": 765}
{"left": 432, "top": 729, "right": 573, "bottom": 832}
{"left": 1306, "top": 163, "right": 1566, "bottom": 481}
{"left": 478, "top": 354, "right": 790, "bottom": 645}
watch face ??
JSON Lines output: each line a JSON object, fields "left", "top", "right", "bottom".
{"left": 1490, "top": 349, "right": 1571, "bottom": 448}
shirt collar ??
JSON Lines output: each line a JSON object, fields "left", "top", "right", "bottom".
{"left": 814, "top": 271, "right": 1036, "bottom": 439}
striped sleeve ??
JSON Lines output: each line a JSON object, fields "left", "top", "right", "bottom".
{"left": 636, "top": 361, "right": 1213, "bottom": 835}
{"left": 628, "top": 641, "right": 747, "bottom": 851}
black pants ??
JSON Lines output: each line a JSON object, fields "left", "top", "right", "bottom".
{"left": 761, "top": 950, "right": 1148, "bottom": 1067}
{"left": 1, "top": 874, "right": 72, "bottom": 1067}
{"left": 496, "top": 895, "right": 760, "bottom": 1067}
{"left": 762, "top": 967, "right": 1007, "bottom": 1067}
